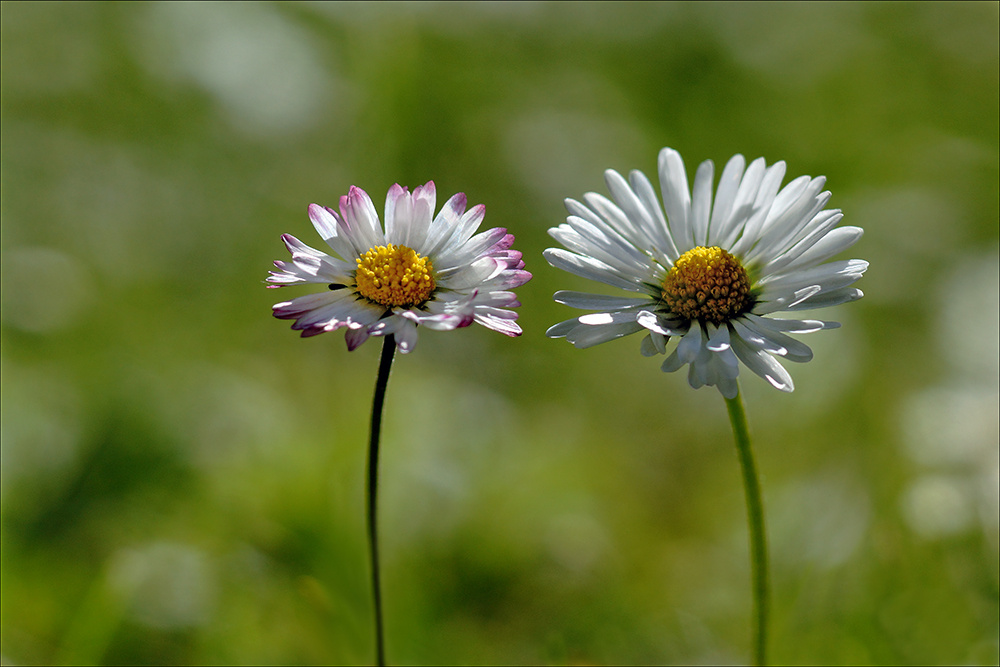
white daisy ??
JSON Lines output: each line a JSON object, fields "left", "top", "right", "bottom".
{"left": 269, "top": 181, "right": 531, "bottom": 353}
{"left": 545, "top": 147, "right": 867, "bottom": 398}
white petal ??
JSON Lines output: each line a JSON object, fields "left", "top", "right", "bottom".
{"left": 744, "top": 313, "right": 840, "bottom": 334}
{"left": 729, "top": 161, "right": 787, "bottom": 257}
{"left": 731, "top": 336, "right": 794, "bottom": 392}
{"left": 431, "top": 202, "right": 487, "bottom": 258}
{"left": 338, "top": 186, "right": 385, "bottom": 253}
{"left": 435, "top": 227, "right": 508, "bottom": 271}
{"left": 345, "top": 326, "right": 371, "bottom": 350}
{"left": 387, "top": 182, "right": 435, "bottom": 249}
{"left": 770, "top": 225, "right": 863, "bottom": 275}
{"left": 785, "top": 287, "right": 864, "bottom": 311}
{"left": 722, "top": 157, "right": 769, "bottom": 248}
{"left": 281, "top": 293, "right": 381, "bottom": 332}
{"left": 550, "top": 218, "right": 650, "bottom": 275}
{"left": 760, "top": 211, "right": 844, "bottom": 275}
{"left": 308, "top": 203, "right": 343, "bottom": 248}
{"left": 272, "top": 290, "right": 342, "bottom": 318}
{"left": 706, "top": 322, "right": 731, "bottom": 351}
{"left": 637, "top": 310, "right": 688, "bottom": 336}
{"left": 640, "top": 332, "right": 668, "bottom": 356}
{"left": 543, "top": 248, "right": 646, "bottom": 292}
{"left": 756, "top": 196, "right": 836, "bottom": 267}
{"left": 422, "top": 192, "right": 468, "bottom": 256}
{"left": 604, "top": 169, "right": 658, "bottom": 247}
{"left": 715, "top": 375, "right": 739, "bottom": 399}
{"left": 578, "top": 312, "right": 635, "bottom": 326}
{"left": 383, "top": 183, "right": 407, "bottom": 244}
{"left": 753, "top": 285, "right": 823, "bottom": 314}
{"left": 564, "top": 197, "right": 608, "bottom": 231}
{"left": 546, "top": 319, "right": 579, "bottom": 338}
{"left": 474, "top": 312, "right": 523, "bottom": 337}
{"left": 438, "top": 256, "right": 503, "bottom": 290}
{"left": 690, "top": 159, "right": 715, "bottom": 247}
{"left": 407, "top": 181, "right": 437, "bottom": 249}
{"left": 658, "top": 147, "right": 693, "bottom": 250}
{"left": 714, "top": 341, "right": 741, "bottom": 376}
{"left": 554, "top": 291, "right": 652, "bottom": 310}
{"left": 567, "top": 320, "right": 645, "bottom": 348}
{"left": 736, "top": 318, "right": 813, "bottom": 362}
{"left": 676, "top": 324, "right": 704, "bottom": 363}
{"left": 731, "top": 318, "right": 786, "bottom": 355}
{"left": 582, "top": 192, "right": 637, "bottom": 242}
{"left": 269, "top": 235, "right": 354, "bottom": 285}
{"left": 758, "top": 259, "right": 868, "bottom": 293}
{"left": 687, "top": 347, "right": 710, "bottom": 389}
{"left": 747, "top": 179, "right": 828, "bottom": 265}
{"left": 708, "top": 153, "right": 746, "bottom": 247}
{"left": 661, "top": 348, "right": 685, "bottom": 373}
{"left": 766, "top": 173, "right": 812, "bottom": 224}
{"left": 394, "top": 319, "right": 419, "bottom": 353}
{"left": 628, "top": 169, "right": 680, "bottom": 263}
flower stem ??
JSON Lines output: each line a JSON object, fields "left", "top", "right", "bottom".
{"left": 724, "top": 388, "right": 769, "bottom": 667}
{"left": 367, "top": 335, "right": 395, "bottom": 667}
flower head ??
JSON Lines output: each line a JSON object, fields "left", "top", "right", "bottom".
{"left": 269, "top": 182, "right": 531, "bottom": 353}
{"left": 545, "top": 147, "right": 867, "bottom": 398}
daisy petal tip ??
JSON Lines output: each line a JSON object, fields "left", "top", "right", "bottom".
{"left": 659, "top": 146, "right": 681, "bottom": 162}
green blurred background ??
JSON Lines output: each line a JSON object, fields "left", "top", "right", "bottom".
{"left": 2, "top": 2, "right": 997, "bottom": 665}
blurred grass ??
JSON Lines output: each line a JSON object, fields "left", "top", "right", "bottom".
{"left": 2, "top": 2, "right": 998, "bottom": 665}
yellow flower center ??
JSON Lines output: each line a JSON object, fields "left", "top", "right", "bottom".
{"left": 661, "top": 246, "right": 753, "bottom": 325}
{"left": 355, "top": 244, "right": 436, "bottom": 308}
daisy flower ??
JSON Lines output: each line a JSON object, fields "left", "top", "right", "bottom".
{"left": 545, "top": 147, "right": 867, "bottom": 399}
{"left": 268, "top": 181, "right": 531, "bottom": 352}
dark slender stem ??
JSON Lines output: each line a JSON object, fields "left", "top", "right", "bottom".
{"left": 368, "top": 335, "right": 395, "bottom": 667}
{"left": 724, "top": 388, "right": 769, "bottom": 667}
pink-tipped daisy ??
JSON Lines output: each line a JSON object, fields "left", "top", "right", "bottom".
{"left": 545, "top": 147, "right": 867, "bottom": 398}
{"left": 269, "top": 181, "right": 531, "bottom": 353}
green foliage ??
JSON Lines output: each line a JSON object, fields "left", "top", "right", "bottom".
{"left": 2, "top": 2, "right": 997, "bottom": 664}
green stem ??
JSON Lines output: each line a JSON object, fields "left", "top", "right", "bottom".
{"left": 724, "top": 388, "right": 769, "bottom": 667}
{"left": 367, "top": 335, "right": 395, "bottom": 667}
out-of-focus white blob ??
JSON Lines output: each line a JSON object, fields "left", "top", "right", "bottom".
{"left": 901, "top": 476, "right": 975, "bottom": 539}
{"left": 938, "top": 252, "right": 1000, "bottom": 383}
{"left": 133, "top": 2, "right": 335, "bottom": 138}
{"left": 381, "top": 374, "right": 522, "bottom": 548}
{"left": 149, "top": 363, "right": 296, "bottom": 471}
{"left": 311, "top": 1, "right": 675, "bottom": 41}
{"left": 902, "top": 387, "right": 999, "bottom": 468}
{"left": 768, "top": 471, "right": 870, "bottom": 570}
{"left": 851, "top": 188, "right": 961, "bottom": 306}
{"left": 544, "top": 511, "right": 611, "bottom": 576}
{"left": 110, "top": 542, "right": 216, "bottom": 629}
{"left": 899, "top": 252, "right": 999, "bottom": 541}
{"left": 0, "top": 362, "right": 83, "bottom": 498}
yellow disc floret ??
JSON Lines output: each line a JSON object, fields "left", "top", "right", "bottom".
{"left": 661, "top": 246, "right": 753, "bottom": 325}
{"left": 355, "top": 244, "right": 436, "bottom": 308}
